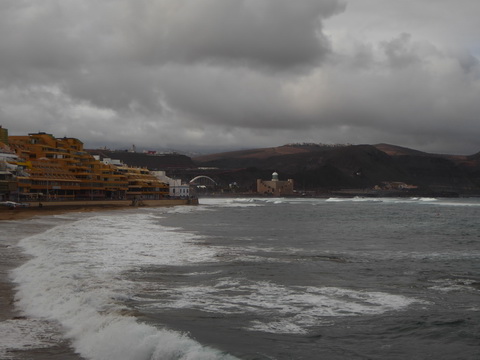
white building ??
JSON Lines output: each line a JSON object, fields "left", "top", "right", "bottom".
{"left": 152, "top": 171, "right": 190, "bottom": 198}
{"left": 100, "top": 157, "right": 123, "bottom": 166}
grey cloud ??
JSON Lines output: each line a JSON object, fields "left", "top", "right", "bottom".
{"left": 381, "top": 33, "right": 420, "bottom": 68}
{"left": 158, "top": 65, "right": 306, "bottom": 130}
{"left": 122, "top": 0, "right": 345, "bottom": 69}
{"left": 1, "top": 0, "right": 480, "bottom": 155}
{"left": 457, "top": 52, "right": 480, "bottom": 74}
{"left": 0, "top": 0, "right": 345, "bottom": 116}
{"left": 66, "top": 66, "right": 165, "bottom": 114}
{"left": 0, "top": 2, "right": 85, "bottom": 84}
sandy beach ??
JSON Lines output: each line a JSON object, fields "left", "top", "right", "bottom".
{"left": 0, "top": 198, "right": 196, "bottom": 221}
{"left": 0, "top": 204, "right": 129, "bottom": 221}
{"left": 0, "top": 198, "right": 196, "bottom": 358}
{"left": 0, "top": 202, "right": 139, "bottom": 319}
{"left": 0, "top": 243, "right": 18, "bottom": 322}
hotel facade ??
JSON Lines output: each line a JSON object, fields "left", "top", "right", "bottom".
{"left": 1, "top": 131, "right": 169, "bottom": 201}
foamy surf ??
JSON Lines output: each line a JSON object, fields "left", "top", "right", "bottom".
{"left": 141, "top": 279, "right": 424, "bottom": 335}
{"left": 10, "top": 211, "right": 236, "bottom": 360}
{"left": 0, "top": 318, "right": 65, "bottom": 359}
{"left": 198, "top": 198, "right": 262, "bottom": 207}
{"left": 6, "top": 197, "right": 479, "bottom": 359}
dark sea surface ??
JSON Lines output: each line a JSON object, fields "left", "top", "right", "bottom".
{"left": 1, "top": 197, "right": 479, "bottom": 359}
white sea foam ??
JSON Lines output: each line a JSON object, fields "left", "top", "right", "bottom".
{"left": 325, "top": 196, "right": 480, "bottom": 208}
{"left": 429, "top": 278, "right": 480, "bottom": 293}
{"left": 0, "top": 318, "right": 64, "bottom": 359}
{"left": 11, "top": 211, "right": 235, "bottom": 360}
{"left": 200, "top": 196, "right": 480, "bottom": 209}
{"left": 424, "top": 199, "right": 480, "bottom": 207}
{"left": 198, "top": 198, "right": 263, "bottom": 207}
{"left": 325, "top": 197, "right": 384, "bottom": 203}
{"left": 144, "top": 278, "right": 423, "bottom": 334}
{"left": 249, "top": 319, "right": 309, "bottom": 334}
{"left": 199, "top": 196, "right": 328, "bottom": 207}
{"left": 204, "top": 196, "right": 480, "bottom": 209}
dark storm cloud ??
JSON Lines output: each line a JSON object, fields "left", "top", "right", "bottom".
{"left": 184, "top": 1, "right": 337, "bottom": 67}
{"left": 119, "top": 0, "right": 344, "bottom": 69}
{"left": 0, "top": 0, "right": 345, "bottom": 114}
{"left": 0, "top": 0, "right": 345, "bottom": 142}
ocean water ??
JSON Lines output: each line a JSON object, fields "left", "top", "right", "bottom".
{"left": 1, "top": 197, "right": 480, "bottom": 359}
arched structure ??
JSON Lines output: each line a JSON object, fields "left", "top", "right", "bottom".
{"left": 189, "top": 175, "right": 218, "bottom": 186}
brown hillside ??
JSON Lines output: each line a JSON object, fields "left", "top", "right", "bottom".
{"left": 87, "top": 149, "right": 196, "bottom": 170}
{"left": 374, "top": 143, "right": 428, "bottom": 156}
{"left": 193, "top": 145, "right": 309, "bottom": 163}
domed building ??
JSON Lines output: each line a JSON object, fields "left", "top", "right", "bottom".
{"left": 256, "top": 172, "right": 294, "bottom": 196}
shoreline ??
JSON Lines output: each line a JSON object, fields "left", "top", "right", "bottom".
{"left": 0, "top": 198, "right": 197, "bottom": 221}
{"left": 0, "top": 216, "right": 89, "bottom": 359}
{"left": 0, "top": 198, "right": 197, "bottom": 358}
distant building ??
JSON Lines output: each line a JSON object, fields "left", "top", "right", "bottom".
{"left": 101, "top": 157, "right": 123, "bottom": 166}
{"left": 257, "top": 172, "right": 294, "bottom": 196}
{"left": 374, "top": 181, "right": 418, "bottom": 190}
{"left": 0, "top": 126, "right": 8, "bottom": 145}
{"left": 152, "top": 171, "right": 190, "bottom": 198}
{"left": 0, "top": 133, "right": 18, "bottom": 200}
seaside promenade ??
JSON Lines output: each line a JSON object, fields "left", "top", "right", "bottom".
{"left": 0, "top": 198, "right": 198, "bottom": 221}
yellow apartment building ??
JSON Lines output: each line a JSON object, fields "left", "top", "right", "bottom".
{"left": 7, "top": 132, "right": 168, "bottom": 201}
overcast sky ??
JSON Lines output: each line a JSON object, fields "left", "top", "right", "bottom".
{"left": 1, "top": 0, "right": 479, "bottom": 154}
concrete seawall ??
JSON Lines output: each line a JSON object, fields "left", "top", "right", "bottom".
{"left": 0, "top": 198, "right": 198, "bottom": 221}
{"left": 25, "top": 198, "right": 198, "bottom": 208}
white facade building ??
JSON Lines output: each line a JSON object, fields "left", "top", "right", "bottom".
{"left": 152, "top": 171, "right": 190, "bottom": 198}
{"left": 100, "top": 157, "right": 123, "bottom": 166}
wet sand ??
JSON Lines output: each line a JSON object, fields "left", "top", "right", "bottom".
{"left": 0, "top": 201, "right": 157, "bottom": 320}
{"left": 0, "top": 244, "right": 18, "bottom": 322}
{"left": 0, "top": 204, "right": 129, "bottom": 221}
{"left": 0, "top": 198, "right": 195, "bottom": 221}
{"left": 1, "top": 212, "right": 88, "bottom": 359}
{"left": 1, "top": 204, "right": 133, "bottom": 316}
{"left": 0, "top": 199, "right": 196, "bottom": 358}
{"left": 0, "top": 200, "right": 196, "bottom": 359}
